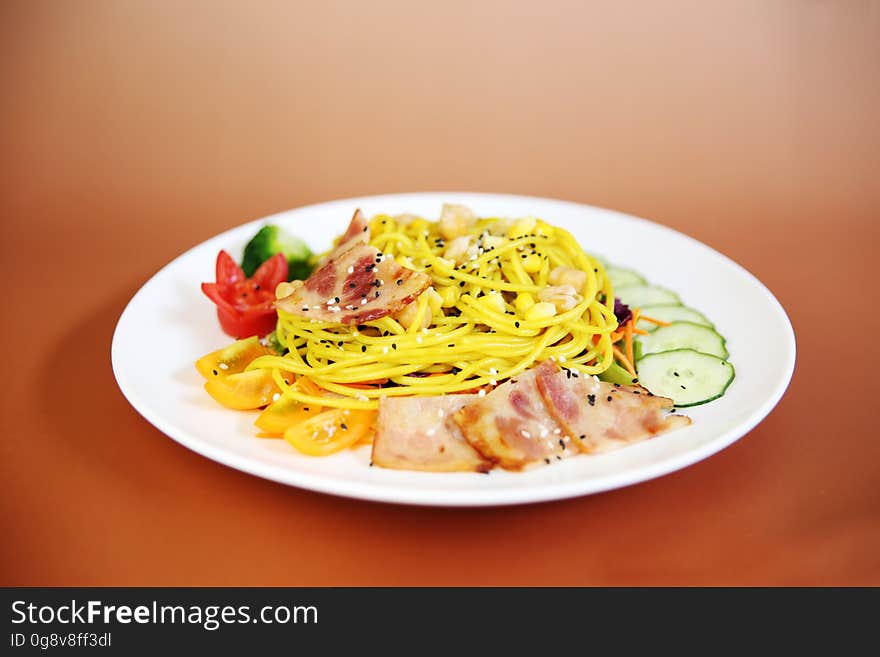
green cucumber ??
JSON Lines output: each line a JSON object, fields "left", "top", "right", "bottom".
{"left": 637, "top": 304, "right": 713, "bottom": 333}
{"left": 606, "top": 266, "right": 646, "bottom": 289}
{"left": 615, "top": 284, "right": 681, "bottom": 307}
{"left": 598, "top": 361, "right": 640, "bottom": 386}
{"left": 638, "top": 322, "right": 728, "bottom": 359}
{"left": 636, "top": 349, "right": 735, "bottom": 406}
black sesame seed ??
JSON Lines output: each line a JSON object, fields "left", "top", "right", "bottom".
{"left": 396, "top": 279, "right": 402, "bottom": 285}
{"left": 559, "top": 439, "right": 565, "bottom": 449}
{"left": 304, "top": 407, "right": 309, "bottom": 411}
{"left": 349, "top": 283, "right": 356, "bottom": 288}
{"left": 613, "top": 383, "right": 620, "bottom": 388}
{"left": 544, "top": 458, "right": 551, "bottom": 464}
{"left": 361, "top": 345, "right": 367, "bottom": 352}
{"left": 633, "top": 390, "right": 641, "bottom": 394}
{"left": 587, "top": 394, "right": 596, "bottom": 406}
{"left": 448, "top": 344, "right": 454, "bottom": 348}
{"left": 212, "top": 369, "right": 218, "bottom": 376}
{"left": 391, "top": 343, "right": 397, "bottom": 350}
{"left": 375, "top": 291, "right": 380, "bottom": 298}
{"left": 673, "top": 372, "right": 679, "bottom": 377}
{"left": 515, "top": 321, "right": 520, "bottom": 328}
{"left": 579, "top": 434, "right": 586, "bottom": 440}
{"left": 607, "top": 395, "right": 613, "bottom": 402}
{"left": 459, "top": 281, "right": 465, "bottom": 287}
{"left": 680, "top": 385, "right": 687, "bottom": 389}
{"left": 340, "top": 423, "right": 348, "bottom": 430}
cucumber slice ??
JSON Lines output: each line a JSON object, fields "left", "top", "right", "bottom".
{"left": 606, "top": 266, "right": 646, "bottom": 289}
{"left": 637, "top": 304, "right": 713, "bottom": 333}
{"left": 616, "top": 284, "right": 681, "bottom": 307}
{"left": 638, "top": 321, "right": 729, "bottom": 359}
{"left": 636, "top": 349, "right": 735, "bottom": 406}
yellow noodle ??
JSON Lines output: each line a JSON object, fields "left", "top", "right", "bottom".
{"left": 248, "top": 210, "right": 618, "bottom": 409}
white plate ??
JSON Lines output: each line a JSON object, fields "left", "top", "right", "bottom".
{"left": 111, "top": 193, "right": 795, "bottom": 506}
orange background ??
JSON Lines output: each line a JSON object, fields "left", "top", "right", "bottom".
{"left": 2, "top": 1, "right": 878, "bottom": 585}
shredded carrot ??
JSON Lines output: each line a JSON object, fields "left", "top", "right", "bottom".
{"left": 639, "top": 314, "right": 671, "bottom": 327}
{"left": 612, "top": 344, "right": 637, "bottom": 377}
{"left": 624, "top": 318, "right": 634, "bottom": 367}
{"left": 633, "top": 327, "right": 650, "bottom": 336}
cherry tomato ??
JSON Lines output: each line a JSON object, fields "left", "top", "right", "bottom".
{"left": 195, "top": 336, "right": 272, "bottom": 380}
{"left": 284, "top": 409, "right": 376, "bottom": 456}
{"left": 204, "top": 369, "right": 281, "bottom": 410}
{"left": 255, "top": 394, "right": 323, "bottom": 435}
{"left": 201, "top": 251, "right": 288, "bottom": 338}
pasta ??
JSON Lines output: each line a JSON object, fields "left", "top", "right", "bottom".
{"left": 247, "top": 206, "right": 618, "bottom": 410}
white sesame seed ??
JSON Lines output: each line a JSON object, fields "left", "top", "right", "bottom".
{"left": 383, "top": 346, "right": 389, "bottom": 354}
{"left": 218, "top": 363, "right": 229, "bottom": 370}
{"left": 553, "top": 428, "right": 561, "bottom": 435}
{"left": 272, "top": 393, "right": 280, "bottom": 402}
{"left": 416, "top": 336, "right": 423, "bottom": 344}
{"left": 540, "top": 428, "right": 549, "bottom": 438}
{"left": 361, "top": 298, "right": 367, "bottom": 305}
{"left": 426, "top": 428, "right": 436, "bottom": 436}
{"left": 347, "top": 266, "right": 354, "bottom": 274}
{"left": 521, "top": 430, "right": 532, "bottom": 439}
{"left": 478, "top": 389, "right": 486, "bottom": 397}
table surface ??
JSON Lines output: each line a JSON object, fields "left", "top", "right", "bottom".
{"left": 2, "top": 1, "right": 878, "bottom": 586}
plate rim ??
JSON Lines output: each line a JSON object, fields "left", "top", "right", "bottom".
{"left": 110, "top": 191, "right": 797, "bottom": 506}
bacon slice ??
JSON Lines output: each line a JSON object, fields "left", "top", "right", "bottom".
{"left": 452, "top": 369, "right": 577, "bottom": 470}
{"left": 319, "top": 209, "right": 370, "bottom": 265}
{"left": 534, "top": 360, "right": 691, "bottom": 454}
{"left": 276, "top": 237, "right": 431, "bottom": 324}
{"left": 372, "top": 395, "right": 492, "bottom": 473}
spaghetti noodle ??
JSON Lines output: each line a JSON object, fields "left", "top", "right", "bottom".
{"left": 248, "top": 207, "right": 617, "bottom": 410}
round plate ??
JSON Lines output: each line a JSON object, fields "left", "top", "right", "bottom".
{"left": 111, "top": 193, "right": 795, "bottom": 506}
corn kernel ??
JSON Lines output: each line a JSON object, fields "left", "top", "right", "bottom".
{"left": 515, "top": 293, "right": 536, "bottom": 313}
{"left": 535, "top": 220, "right": 555, "bottom": 237}
{"left": 408, "top": 218, "right": 430, "bottom": 234}
{"left": 426, "top": 287, "right": 443, "bottom": 314}
{"left": 370, "top": 215, "right": 396, "bottom": 234}
{"left": 431, "top": 257, "right": 455, "bottom": 276}
{"left": 525, "top": 301, "right": 557, "bottom": 322}
{"left": 482, "top": 291, "right": 506, "bottom": 314}
{"left": 521, "top": 253, "right": 542, "bottom": 273}
{"left": 507, "top": 217, "right": 537, "bottom": 239}
{"left": 437, "top": 285, "right": 460, "bottom": 307}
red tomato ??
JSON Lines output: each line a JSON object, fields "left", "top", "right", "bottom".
{"left": 201, "top": 251, "right": 288, "bottom": 338}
